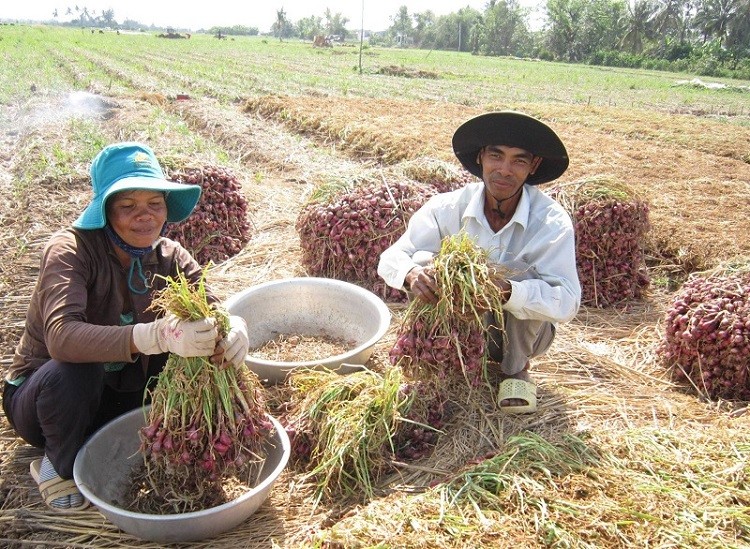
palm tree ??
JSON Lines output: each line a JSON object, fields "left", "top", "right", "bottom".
{"left": 693, "top": 0, "right": 738, "bottom": 45}
{"left": 544, "top": 0, "right": 588, "bottom": 61}
{"left": 725, "top": 0, "right": 750, "bottom": 56}
{"left": 620, "top": 0, "right": 655, "bottom": 54}
{"left": 650, "top": 0, "right": 690, "bottom": 42}
{"left": 274, "top": 8, "right": 288, "bottom": 42}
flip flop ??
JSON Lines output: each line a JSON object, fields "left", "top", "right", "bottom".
{"left": 498, "top": 378, "right": 537, "bottom": 414}
{"left": 30, "top": 458, "right": 90, "bottom": 512}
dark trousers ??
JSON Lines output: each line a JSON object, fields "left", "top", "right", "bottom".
{"left": 3, "top": 357, "right": 163, "bottom": 479}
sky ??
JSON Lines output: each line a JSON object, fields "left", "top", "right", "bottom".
{"left": 2, "top": 1, "right": 545, "bottom": 33}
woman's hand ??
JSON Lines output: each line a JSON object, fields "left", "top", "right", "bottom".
{"left": 211, "top": 315, "right": 249, "bottom": 368}
{"left": 132, "top": 315, "right": 218, "bottom": 357}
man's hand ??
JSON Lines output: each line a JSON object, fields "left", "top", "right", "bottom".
{"left": 405, "top": 265, "right": 440, "bottom": 304}
{"left": 488, "top": 264, "right": 512, "bottom": 303}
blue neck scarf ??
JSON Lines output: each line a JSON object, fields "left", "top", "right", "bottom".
{"left": 104, "top": 224, "right": 161, "bottom": 294}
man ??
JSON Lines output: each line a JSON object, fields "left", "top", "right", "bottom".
{"left": 378, "top": 111, "right": 580, "bottom": 413}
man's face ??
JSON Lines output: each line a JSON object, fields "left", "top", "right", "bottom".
{"left": 478, "top": 145, "right": 542, "bottom": 201}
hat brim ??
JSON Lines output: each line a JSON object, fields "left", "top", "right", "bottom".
{"left": 452, "top": 111, "right": 569, "bottom": 185}
{"left": 73, "top": 176, "right": 201, "bottom": 229}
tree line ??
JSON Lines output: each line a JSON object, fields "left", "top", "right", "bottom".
{"left": 47, "top": 1, "right": 750, "bottom": 80}
{"left": 383, "top": 0, "right": 750, "bottom": 80}
{"left": 271, "top": 0, "right": 749, "bottom": 80}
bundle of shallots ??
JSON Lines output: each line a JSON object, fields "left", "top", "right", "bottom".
{"left": 389, "top": 231, "right": 506, "bottom": 387}
{"left": 295, "top": 176, "right": 432, "bottom": 302}
{"left": 135, "top": 270, "right": 271, "bottom": 513}
{"left": 548, "top": 176, "right": 650, "bottom": 307}
{"left": 281, "top": 366, "right": 444, "bottom": 504}
{"left": 658, "top": 258, "right": 750, "bottom": 401}
{"left": 165, "top": 165, "right": 252, "bottom": 266}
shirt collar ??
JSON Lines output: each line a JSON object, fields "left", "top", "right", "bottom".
{"left": 463, "top": 184, "right": 531, "bottom": 232}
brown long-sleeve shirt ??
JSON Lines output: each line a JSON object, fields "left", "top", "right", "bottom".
{"left": 8, "top": 227, "right": 213, "bottom": 392}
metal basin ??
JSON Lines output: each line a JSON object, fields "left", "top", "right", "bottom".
{"left": 225, "top": 277, "right": 391, "bottom": 384}
{"left": 73, "top": 407, "right": 290, "bottom": 544}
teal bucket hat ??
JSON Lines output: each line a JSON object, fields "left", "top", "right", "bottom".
{"left": 73, "top": 142, "right": 201, "bottom": 229}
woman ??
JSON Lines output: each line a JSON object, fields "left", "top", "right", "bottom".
{"left": 2, "top": 142, "right": 250, "bottom": 511}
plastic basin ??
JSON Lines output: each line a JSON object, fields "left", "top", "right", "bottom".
{"left": 225, "top": 277, "right": 391, "bottom": 384}
{"left": 73, "top": 407, "right": 290, "bottom": 543}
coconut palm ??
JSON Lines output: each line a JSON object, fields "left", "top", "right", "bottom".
{"left": 544, "top": 0, "right": 587, "bottom": 61}
{"left": 693, "top": 0, "right": 738, "bottom": 45}
{"left": 650, "top": 0, "right": 691, "bottom": 42}
{"left": 273, "top": 8, "right": 289, "bottom": 42}
{"left": 725, "top": 0, "right": 750, "bottom": 57}
{"left": 620, "top": 0, "right": 655, "bottom": 54}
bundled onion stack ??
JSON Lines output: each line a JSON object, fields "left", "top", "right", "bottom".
{"left": 135, "top": 270, "right": 271, "bottom": 513}
{"left": 295, "top": 176, "right": 432, "bottom": 302}
{"left": 296, "top": 161, "right": 469, "bottom": 302}
{"left": 389, "top": 231, "right": 506, "bottom": 388}
{"left": 549, "top": 176, "right": 650, "bottom": 307}
{"left": 165, "top": 165, "right": 252, "bottom": 266}
{"left": 658, "top": 259, "right": 750, "bottom": 400}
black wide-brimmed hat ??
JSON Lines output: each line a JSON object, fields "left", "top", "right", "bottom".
{"left": 452, "top": 111, "right": 569, "bottom": 185}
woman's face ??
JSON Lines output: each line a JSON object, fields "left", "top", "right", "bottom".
{"left": 106, "top": 190, "right": 167, "bottom": 248}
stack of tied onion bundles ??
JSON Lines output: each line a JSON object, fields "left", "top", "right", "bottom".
{"left": 295, "top": 161, "right": 470, "bottom": 303}
{"left": 165, "top": 164, "right": 252, "bottom": 266}
{"left": 548, "top": 175, "right": 650, "bottom": 307}
{"left": 658, "top": 259, "right": 750, "bottom": 401}
{"left": 132, "top": 270, "right": 271, "bottom": 514}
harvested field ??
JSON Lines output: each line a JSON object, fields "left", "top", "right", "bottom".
{"left": 2, "top": 27, "right": 750, "bottom": 548}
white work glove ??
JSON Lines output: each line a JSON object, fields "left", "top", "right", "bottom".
{"left": 133, "top": 314, "right": 218, "bottom": 357}
{"left": 218, "top": 315, "right": 249, "bottom": 368}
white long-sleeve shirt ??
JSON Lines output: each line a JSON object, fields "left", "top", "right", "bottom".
{"left": 377, "top": 182, "right": 581, "bottom": 324}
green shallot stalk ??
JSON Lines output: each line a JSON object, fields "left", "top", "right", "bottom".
{"left": 136, "top": 268, "right": 271, "bottom": 513}
{"left": 284, "top": 367, "right": 412, "bottom": 504}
